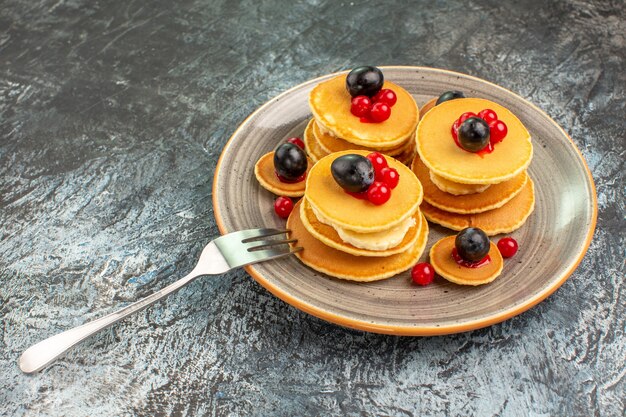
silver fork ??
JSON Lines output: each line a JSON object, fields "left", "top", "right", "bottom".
{"left": 18, "top": 228, "right": 301, "bottom": 374}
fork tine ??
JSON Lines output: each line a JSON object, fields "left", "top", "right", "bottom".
{"left": 232, "top": 246, "right": 303, "bottom": 268}
{"left": 247, "top": 238, "right": 298, "bottom": 251}
{"left": 240, "top": 229, "right": 290, "bottom": 243}
{"left": 214, "top": 228, "right": 289, "bottom": 246}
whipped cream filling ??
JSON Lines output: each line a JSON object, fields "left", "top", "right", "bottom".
{"left": 429, "top": 170, "right": 491, "bottom": 195}
{"left": 310, "top": 203, "right": 416, "bottom": 251}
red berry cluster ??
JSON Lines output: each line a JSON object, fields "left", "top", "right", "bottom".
{"left": 350, "top": 89, "right": 397, "bottom": 123}
{"left": 347, "top": 152, "right": 400, "bottom": 205}
{"left": 451, "top": 108, "right": 508, "bottom": 152}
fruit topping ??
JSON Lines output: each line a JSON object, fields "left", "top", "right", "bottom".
{"left": 346, "top": 66, "right": 384, "bottom": 97}
{"left": 411, "top": 263, "right": 435, "bottom": 286}
{"left": 478, "top": 108, "right": 498, "bottom": 124}
{"left": 274, "top": 143, "right": 307, "bottom": 182}
{"left": 436, "top": 90, "right": 465, "bottom": 105}
{"left": 379, "top": 166, "right": 399, "bottom": 189}
{"left": 458, "top": 117, "right": 490, "bottom": 152}
{"left": 350, "top": 95, "right": 372, "bottom": 117}
{"left": 458, "top": 111, "right": 477, "bottom": 124}
{"left": 455, "top": 227, "right": 490, "bottom": 262}
{"left": 274, "top": 196, "right": 293, "bottom": 219}
{"left": 451, "top": 108, "right": 508, "bottom": 155}
{"left": 366, "top": 152, "right": 388, "bottom": 178}
{"left": 497, "top": 237, "right": 518, "bottom": 258}
{"left": 372, "top": 89, "right": 397, "bottom": 107}
{"left": 334, "top": 153, "right": 397, "bottom": 205}
{"left": 366, "top": 181, "right": 391, "bottom": 205}
{"left": 488, "top": 119, "right": 508, "bottom": 143}
{"left": 331, "top": 154, "right": 375, "bottom": 193}
{"left": 369, "top": 102, "right": 391, "bottom": 122}
{"left": 287, "top": 137, "right": 305, "bottom": 149}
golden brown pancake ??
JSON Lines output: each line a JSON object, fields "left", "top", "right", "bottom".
{"left": 416, "top": 98, "right": 533, "bottom": 184}
{"left": 430, "top": 236, "right": 503, "bottom": 285}
{"left": 254, "top": 151, "right": 312, "bottom": 197}
{"left": 310, "top": 75, "right": 419, "bottom": 148}
{"left": 300, "top": 198, "right": 422, "bottom": 257}
{"left": 311, "top": 121, "right": 412, "bottom": 157}
{"left": 305, "top": 150, "right": 423, "bottom": 233}
{"left": 421, "top": 178, "right": 535, "bottom": 235}
{"left": 412, "top": 156, "right": 528, "bottom": 214}
{"left": 287, "top": 200, "right": 429, "bottom": 282}
{"left": 303, "top": 119, "right": 329, "bottom": 163}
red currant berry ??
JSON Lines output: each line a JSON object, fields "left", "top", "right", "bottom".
{"left": 367, "top": 181, "right": 391, "bottom": 205}
{"left": 458, "top": 112, "right": 477, "bottom": 124}
{"left": 497, "top": 237, "right": 518, "bottom": 258}
{"left": 372, "top": 89, "right": 397, "bottom": 107}
{"left": 350, "top": 95, "right": 372, "bottom": 117}
{"left": 287, "top": 137, "right": 305, "bottom": 149}
{"left": 379, "top": 166, "right": 399, "bottom": 188}
{"left": 488, "top": 120, "right": 508, "bottom": 143}
{"left": 478, "top": 109, "right": 498, "bottom": 124}
{"left": 411, "top": 263, "right": 435, "bottom": 286}
{"left": 369, "top": 102, "right": 391, "bottom": 122}
{"left": 366, "top": 152, "right": 388, "bottom": 179}
{"left": 274, "top": 196, "right": 293, "bottom": 219}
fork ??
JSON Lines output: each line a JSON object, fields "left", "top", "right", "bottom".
{"left": 18, "top": 228, "right": 301, "bottom": 374}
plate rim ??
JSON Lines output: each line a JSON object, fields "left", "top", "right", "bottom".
{"left": 212, "top": 66, "right": 598, "bottom": 336}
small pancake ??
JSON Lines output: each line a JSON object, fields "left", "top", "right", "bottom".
{"left": 421, "top": 178, "right": 535, "bottom": 235}
{"left": 287, "top": 200, "right": 429, "bottom": 282}
{"left": 306, "top": 150, "right": 423, "bottom": 233}
{"left": 310, "top": 75, "right": 419, "bottom": 148}
{"left": 430, "top": 236, "right": 503, "bottom": 286}
{"left": 312, "top": 120, "right": 410, "bottom": 156}
{"left": 412, "top": 156, "right": 528, "bottom": 214}
{"left": 419, "top": 97, "right": 437, "bottom": 119}
{"left": 254, "top": 151, "right": 312, "bottom": 197}
{"left": 429, "top": 171, "right": 490, "bottom": 195}
{"left": 416, "top": 98, "right": 533, "bottom": 184}
{"left": 300, "top": 197, "right": 422, "bottom": 257}
{"left": 303, "top": 119, "right": 329, "bottom": 163}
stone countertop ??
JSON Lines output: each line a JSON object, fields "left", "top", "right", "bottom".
{"left": 1, "top": 0, "right": 624, "bottom": 416}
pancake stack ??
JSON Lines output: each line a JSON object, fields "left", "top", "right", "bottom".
{"left": 305, "top": 74, "right": 419, "bottom": 165}
{"left": 414, "top": 97, "right": 535, "bottom": 236}
{"left": 287, "top": 150, "right": 429, "bottom": 282}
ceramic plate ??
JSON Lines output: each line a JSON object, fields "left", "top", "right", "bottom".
{"left": 212, "top": 67, "right": 597, "bottom": 335}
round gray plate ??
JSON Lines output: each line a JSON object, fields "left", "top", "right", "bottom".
{"left": 212, "top": 67, "right": 597, "bottom": 335}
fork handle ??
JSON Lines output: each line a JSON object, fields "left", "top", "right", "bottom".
{"left": 19, "top": 270, "right": 203, "bottom": 374}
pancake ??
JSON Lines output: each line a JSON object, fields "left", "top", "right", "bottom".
{"left": 430, "top": 236, "right": 503, "bottom": 285}
{"left": 300, "top": 197, "right": 422, "bottom": 257}
{"left": 395, "top": 139, "right": 417, "bottom": 166}
{"left": 419, "top": 97, "right": 437, "bottom": 119}
{"left": 305, "top": 150, "right": 423, "bottom": 233}
{"left": 312, "top": 120, "right": 410, "bottom": 156}
{"left": 421, "top": 178, "right": 535, "bottom": 235}
{"left": 416, "top": 97, "right": 533, "bottom": 184}
{"left": 287, "top": 199, "right": 429, "bottom": 282}
{"left": 254, "top": 151, "right": 312, "bottom": 197}
{"left": 310, "top": 75, "right": 419, "bottom": 148}
{"left": 412, "top": 156, "right": 528, "bottom": 214}
{"left": 303, "top": 119, "right": 330, "bottom": 163}
{"left": 429, "top": 171, "right": 490, "bottom": 195}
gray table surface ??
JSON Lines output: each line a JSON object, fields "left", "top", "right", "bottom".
{"left": 1, "top": 0, "right": 624, "bottom": 416}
